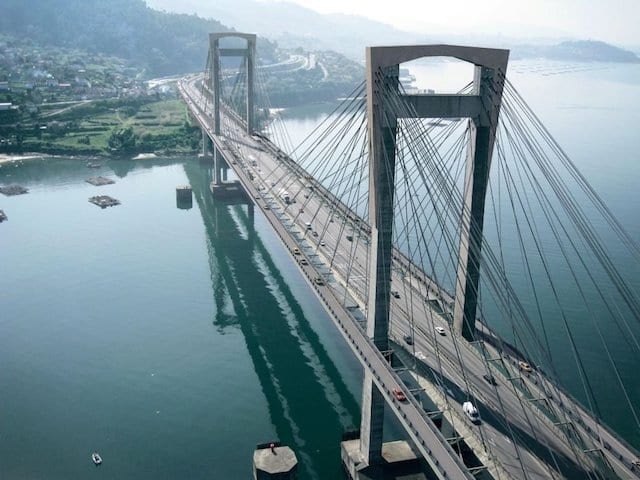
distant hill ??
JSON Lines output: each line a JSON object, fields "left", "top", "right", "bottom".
{"left": 0, "top": 0, "right": 278, "bottom": 76}
{"left": 145, "top": 0, "right": 640, "bottom": 65}
{"left": 513, "top": 40, "right": 640, "bottom": 63}
{"left": 145, "top": 0, "right": 421, "bottom": 59}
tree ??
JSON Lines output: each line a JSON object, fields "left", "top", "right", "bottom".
{"left": 107, "top": 126, "right": 136, "bottom": 153}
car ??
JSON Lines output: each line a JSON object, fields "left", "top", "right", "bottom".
{"left": 462, "top": 401, "right": 481, "bottom": 423}
{"left": 392, "top": 388, "right": 407, "bottom": 402}
{"left": 314, "top": 277, "right": 325, "bottom": 286}
{"left": 391, "top": 290, "right": 400, "bottom": 299}
{"left": 435, "top": 326, "right": 446, "bottom": 335}
{"left": 403, "top": 335, "right": 413, "bottom": 345}
{"left": 319, "top": 241, "right": 326, "bottom": 247}
{"left": 519, "top": 361, "right": 533, "bottom": 373}
{"left": 293, "top": 247, "right": 301, "bottom": 255}
{"left": 312, "top": 231, "right": 318, "bottom": 237}
{"left": 299, "top": 258, "right": 308, "bottom": 266}
{"left": 483, "top": 374, "right": 498, "bottom": 386}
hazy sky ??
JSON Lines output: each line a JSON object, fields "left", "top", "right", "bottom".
{"left": 271, "top": 0, "right": 640, "bottom": 46}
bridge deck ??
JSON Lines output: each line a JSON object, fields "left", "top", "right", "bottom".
{"left": 178, "top": 77, "right": 640, "bottom": 480}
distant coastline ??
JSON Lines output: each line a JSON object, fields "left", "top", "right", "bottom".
{"left": 512, "top": 40, "right": 640, "bottom": 63}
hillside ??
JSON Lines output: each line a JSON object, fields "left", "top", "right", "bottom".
{"left": 145, "top": 0, "right": 421, "bottom": 60}
{"left": 0, "top": 0, "right": 278, "bottom": 76}
{"left": 513, "top": 40, "right": 640, "bottom": 63}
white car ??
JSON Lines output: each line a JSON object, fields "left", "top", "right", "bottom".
{"left": 435, "top": 326, "right": 446, "bottom": 335}
{"left": 463, "top": 401, "right": 480, "bottom": 423}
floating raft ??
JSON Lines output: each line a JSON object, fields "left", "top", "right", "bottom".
{"left": 86, "top": 176, "right": 115, "bottom": 186}
{"left": 0, "top": 209, "right": 7, "bottom": 222}
{"left": 89, "top": 195, "right": 120, "bottom": 208}
{"left": 0, "top": 184, "right": 28, "bottom": 196}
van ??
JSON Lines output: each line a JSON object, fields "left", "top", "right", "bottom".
{"left": 462, "top": 401, "right": 480, "bottom": 423}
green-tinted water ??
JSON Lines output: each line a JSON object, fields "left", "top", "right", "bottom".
{"left": 0, "top": 157, "right": 362, "bottom": 479}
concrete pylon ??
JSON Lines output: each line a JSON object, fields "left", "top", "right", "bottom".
{"left": 208, "top": 32, "right": 257, "bottom": 134}
{"left": 362, "top": 44, "right": 508, "bottom": 469}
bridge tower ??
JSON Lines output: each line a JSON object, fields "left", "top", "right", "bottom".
{"left": 207, "top": 32, "right": 257, "bottom": 134}
{"left": 362, "top": 45, "right": 508, "bottom": 469}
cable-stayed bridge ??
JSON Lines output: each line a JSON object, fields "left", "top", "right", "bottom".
{"left": 178, "top": 33, "right": 640, "bottom": 479}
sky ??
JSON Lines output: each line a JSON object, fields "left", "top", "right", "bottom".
{"left": 268, "top": 0, "right": 640, "bottom": 46}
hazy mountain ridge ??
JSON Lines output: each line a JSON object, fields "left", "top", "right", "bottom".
{"left": 147, "top": 0, "right": 640, "bottom": 64}
{"left": 512, "top": 40, "right": 640, "bottom": 63}
{"left": 0, "top": 0, "right": 278, "bottom": 76}
{"left": 146, "top": 0, "right": 420, "bottom": 59}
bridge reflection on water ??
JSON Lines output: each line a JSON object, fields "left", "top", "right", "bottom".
{"left": 184, "top": 160, "right": 368, "bottom": 478}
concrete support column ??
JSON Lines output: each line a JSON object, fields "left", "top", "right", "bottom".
{"left": 246, "top": 38, "right": 255, "bottom": 134}
{"left": 452, "top": 65, "right": 506, "bottom": 341}
{"left": 213, "top": 146, "right": 222, "bottom": 186}
{"left": 452, "top": 121, "right": 491, "bottom": 341}
{"left": 202, "top": 128, "right": 209, "bottom": 157}
{"left": 210, "top": 36, "right": 221, "bottom": 135}
{"left": 360, "top": 61, "right": 399, "bottom": 466}
{"left": 360, "top": 371, "right": 386, "bottom": 466}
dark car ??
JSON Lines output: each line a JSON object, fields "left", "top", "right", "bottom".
{"left": 483, "top": 374, "right": 498, "bottom": 386}
{"left": 403, "top": 335, "right": 414, "bottom": 345}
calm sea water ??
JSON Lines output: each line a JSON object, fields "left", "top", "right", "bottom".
{"left": 0, "top": 158, "right": 362, "bottom": 479}
{"left": 1, "top": 60, "right": 639, "bottom": 479}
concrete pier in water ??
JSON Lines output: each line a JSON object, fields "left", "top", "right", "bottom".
{"left": 253, "top": 442, "right": 298, "bottom": 480}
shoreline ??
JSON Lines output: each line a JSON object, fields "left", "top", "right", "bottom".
{"left": 0, "top": 151, "right": 194, "bottom": 166}
{"left": 0, "top": 153, "right": 51, "bottom": 165}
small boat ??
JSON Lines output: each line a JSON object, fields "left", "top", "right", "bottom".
{"left": 92, "top": 452, "right": 102, "bottom": 465}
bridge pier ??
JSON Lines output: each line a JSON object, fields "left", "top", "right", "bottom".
{"left": 341, "top": 439, "right": 426, "bottom": 480}
{"left": 201, "top": 128, "right": 213, "bottom": 160}
{"left": 213, "top": 146, "right": 222, "bottom": 186}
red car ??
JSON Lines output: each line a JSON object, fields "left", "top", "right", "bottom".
{"left": 392, "top": 388, "right": 407, "bottom": 402}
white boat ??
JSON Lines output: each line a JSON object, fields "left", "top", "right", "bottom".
{"left": 92, "top": 452, "right": 102, "bottom": 465}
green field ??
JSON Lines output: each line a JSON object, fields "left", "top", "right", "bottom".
{"left": 6, "top": 97, "right": 200, "bottom": 156}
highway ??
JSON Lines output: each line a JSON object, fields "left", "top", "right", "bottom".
{"left": 178, "top": 76, "right": 640, "bottom": 480}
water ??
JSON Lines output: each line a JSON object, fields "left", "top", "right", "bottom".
{"left": 0, "top": 158, "right": 362, "bottom": 479}
{"left": 1, "top": 60, "right": 640, "bottom": 479}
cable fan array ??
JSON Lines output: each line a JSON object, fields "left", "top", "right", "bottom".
{"left": 199, "top": 51, "right": 640, "bottom": 478}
